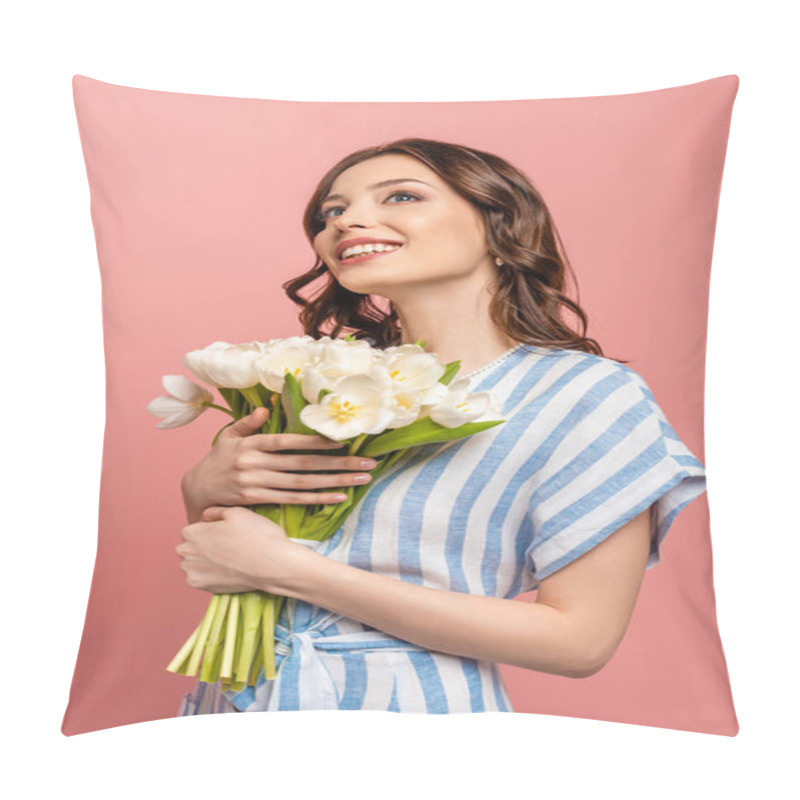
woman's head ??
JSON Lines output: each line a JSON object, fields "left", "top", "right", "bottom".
{"left": 310, "top": 152, "right": 497, "bottom": 303}
{"left": 284, "top": 138, "right": 612, "bottom": 358}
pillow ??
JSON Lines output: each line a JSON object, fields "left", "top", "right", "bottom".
{"left": 62, "top": 74, "right": 739, "bottom": 736}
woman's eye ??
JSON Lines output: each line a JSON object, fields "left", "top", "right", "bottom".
{"left": 318, "top": 191, "right": 419, "bottom": 221}
{"left": 386, "top": 191, "right": 419, "bottom": 203}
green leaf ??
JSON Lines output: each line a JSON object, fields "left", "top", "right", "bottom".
{"left": 218, "top": 387, "right": 240, "bottom": 414}
{"left": 281, "top": 503, "right": 306, "bottom": 538}
{"left": 252, "top": 504, "right": 282, "bottom": 524}
{"left": 267, "top": 394, "right": 282, "bottom": 433}
{"left": 359, "top": 417, "right": 505, "bottom": 458}
{"left": 239, "top": 386, "right": 263, "bottom": 412}
{"left": 439, "top": 360, "right": 462, "bottom": 386}
{"left": 281, "top": 372, "right": 317, "bottom": 435}
{"left": 255, "top": 384, "right": 273, "bottom": 406}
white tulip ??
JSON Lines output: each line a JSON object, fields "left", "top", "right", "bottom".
{"left": 300, "top": 366, "right": 342, "bottom": 404}
{"left": 147, "top": 375, "right": 213, "bottom": 429}
{"left": 254, "top": 337, "right": 320, "bottom": 393}
{"left": 418, "top": 380, "right": 451, "bottom": 407}
{"left": 357, "top": 364, "right": 421, "bottom": 428}
{"left": 381, "top": 349, "right": 447, "bottom": 392}
{"left": 383, "top": 388, "right": 424, "bottom": 428}
{"left": 314, "top": 336, "right": 377, "bottom": 377}
{"left": 181, "top": 341, "right": 230, "bottom": 385}
{"left": 183, "top": 341, "right": 265, "bottom": 388}
{"left": 292, "top": 336, "right": 378, "bottom": 402}
{"left": 362, "top": 352, "right": 449, "bottom": 425}
{"left": 381, "top": 343, "right": 427, "bottom": 358}
{"left": 299, "top": 374, "right": 397, "bottom": 440}
{"left": 428, "top": 379, "right": 503, "bottom": 428}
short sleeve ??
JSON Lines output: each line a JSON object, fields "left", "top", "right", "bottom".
{"left": 522, "top": 363, "right": 707, "bottom": 585}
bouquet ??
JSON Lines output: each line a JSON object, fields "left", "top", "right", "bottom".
{"left": 147, "top": 335, "right": 505, "bottom": 693}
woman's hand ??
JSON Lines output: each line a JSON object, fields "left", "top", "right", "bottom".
{"left": 180, "top": 406, "right": 379, "bottom": 523}
{"left": 175, "top": 505, "right": 314, "bottom": 594}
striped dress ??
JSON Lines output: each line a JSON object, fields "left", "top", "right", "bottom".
{"left": 177, "top": 343, "right": 707, "bottom": 716}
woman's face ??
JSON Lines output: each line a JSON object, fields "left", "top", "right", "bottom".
{"left": 312, "top": 153, "right": 494, "bottom": 298}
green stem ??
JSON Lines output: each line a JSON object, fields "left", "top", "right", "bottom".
{"left": 209, "top": 634, "right": 226, "bottom": 682}
{"left": 247, "top": 624, "right": 264, "bottom": 687}
{"left": 166, "top": 622, "right": 202, "bottom": 674}
{"left": 268, "top": 395, "right": 283, "bottom": 432}
{"left": 347, "top": 433, "right": 369, "bottom": 456}
{"left": 219, "top": 595, "right": 240, "bottom": 681}
{"left": 201, "top": 402, "right": 235, "bottom": 417}
{"left": 262, "top": 594, "right": 278, "bottom": 680}
{"left": 200, "top": 593, "right": 232, "bottom": 683}
{"left": 233, "top": 592, "right": 267, "bottom": 685}
{"left": 185, "top": 594, "right": 220, "bottom": 676}
{"left": 282, "top": 503, "right": 306, "bottom": 538}
{"left": 239, "top": 386, "right": 263, "bottom": 411}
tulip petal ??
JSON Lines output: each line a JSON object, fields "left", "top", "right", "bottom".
{"left": 147, "top": 396, "right": 187, "bottom": 417}
{"left": 157, "top": 407, "right": 205, "bottom": 429}
{"left": 162, "top": 374, "right": 211, "bottom": 404}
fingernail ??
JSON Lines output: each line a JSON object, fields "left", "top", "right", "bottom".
{"left": 359, "top": 459, "right": 378, "bottom": 468}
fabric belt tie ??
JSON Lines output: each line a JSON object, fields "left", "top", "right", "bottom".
{"left": 264, "top": 610, "right": 427, "bottom": 712}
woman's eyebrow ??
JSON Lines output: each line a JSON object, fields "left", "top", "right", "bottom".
{"left": 321, "top": 178, "right": 434, "bottom": 205}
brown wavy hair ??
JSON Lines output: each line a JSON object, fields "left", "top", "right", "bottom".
{"left": 283, "top": 137, "right": 625, "bottom": 363}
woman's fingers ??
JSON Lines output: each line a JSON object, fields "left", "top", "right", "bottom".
{"left": 273, "top": 453, "right": 379, "bottom": 472}
{"left": 218, "top": 407, "right": 270, "bottom": 440}
{"left": 250, "top": 488, "right": 353, "bottom": 505}
{"left": 241, "top": 468, "right": 373, "bottom": 492}
{"left": 231, "top": 442, "right": 377, "bottom": 474}
{"left": 201, "top": 505, "right": 229, "bottom": 522}
{"left": 249, "top": 432, "right": 346, "bottom": 452}
{"left": 194, "top": 422, "right": 379, "bottom": 508}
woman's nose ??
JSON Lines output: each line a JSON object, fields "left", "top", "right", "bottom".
{"left": 334, "top": 207, "right": 373, "bottom": 230}
{"left": 335, "top": 217, "right": 368, "bottom": 231}
{"left": 335, "top": 217, "right": 361, "bottom": 230}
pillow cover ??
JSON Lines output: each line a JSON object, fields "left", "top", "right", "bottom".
{"left": 62, "top": 74, "right": 739, "bottom": 736}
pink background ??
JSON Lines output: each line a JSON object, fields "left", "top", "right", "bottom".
{"left": 63, "top": 74, "right": 738, "bottom": 736}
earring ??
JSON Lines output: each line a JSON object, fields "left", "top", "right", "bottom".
{"left": 494, "top": 256, "right": 504, "bottom": 266}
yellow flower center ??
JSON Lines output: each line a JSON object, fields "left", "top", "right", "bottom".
{"left": 329, "top": 399, "right": 361, "bottom": 422}
{"left": 389, "top": 368, "right": 406, "bottom": 381}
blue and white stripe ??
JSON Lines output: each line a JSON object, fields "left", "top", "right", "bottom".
{"left": 177, "top": 343, "right": 707, "bottom": 717}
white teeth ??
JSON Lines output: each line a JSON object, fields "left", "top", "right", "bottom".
{"left": 340, "top": 243, "right": 401, "bottom": 260}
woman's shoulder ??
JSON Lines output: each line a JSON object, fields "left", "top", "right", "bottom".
{"left": 518, "top": 344, "right": 642, "bottom": 380}
{"left": 514, "top": 345, "right": 652, "bottom": 407}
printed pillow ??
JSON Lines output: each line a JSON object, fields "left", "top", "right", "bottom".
{"left": 62, "top": 74, "right": 739, "bottom": 736}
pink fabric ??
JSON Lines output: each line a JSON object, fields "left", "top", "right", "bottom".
{"left": 63, "top": 74, "right": 739, "bottom": 736}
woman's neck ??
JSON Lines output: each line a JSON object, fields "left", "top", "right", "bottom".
{"left": 391, "top": 281, "right": 518, "bottom": 376}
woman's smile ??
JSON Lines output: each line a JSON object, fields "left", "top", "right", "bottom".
{"left": 339, "top": 243, "right": 404, "bottom": 266}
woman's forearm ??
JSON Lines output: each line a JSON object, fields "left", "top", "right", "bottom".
{"left": 181, "top": 470, "right": 205, "bottom": 524}
{"left": 267, "top": 549, "right": 599, "bottom": 679}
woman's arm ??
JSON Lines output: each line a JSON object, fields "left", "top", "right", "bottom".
{"left": 268, "top": 506, "right": 654, "bottom": 679}
{"left": 179, "top": 407, "right": 377, "bottom": 524}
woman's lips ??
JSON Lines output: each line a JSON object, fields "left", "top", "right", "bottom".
{"left": 339, "top": 246, "right": 402, "bottom": 266}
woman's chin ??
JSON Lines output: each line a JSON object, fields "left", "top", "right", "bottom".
{"left": 337, "top": 274, "right": 392, "bottom": 294}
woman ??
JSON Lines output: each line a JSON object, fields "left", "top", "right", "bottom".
{"left": 176, "top": 138, "right": 707, "bottom": 715}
